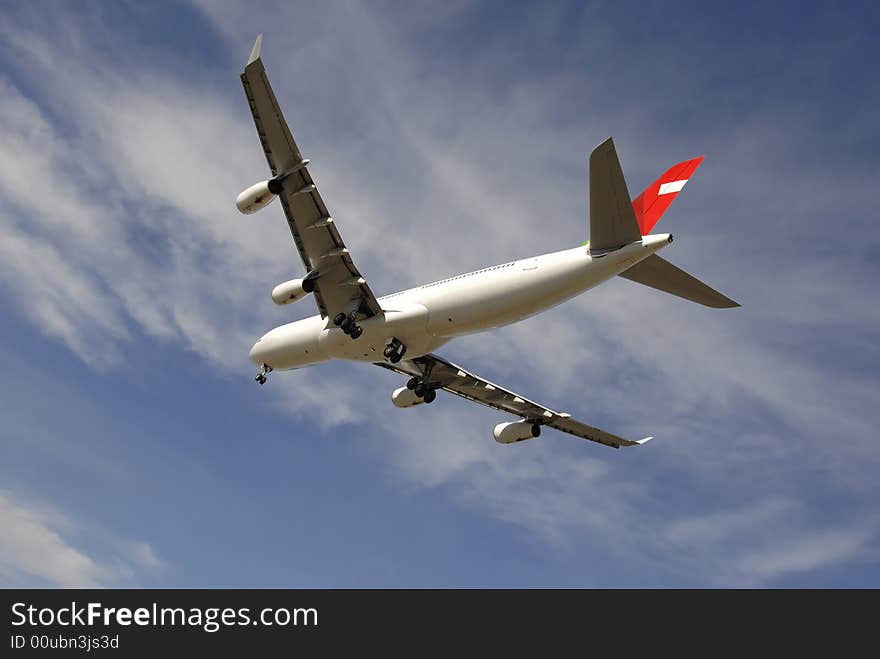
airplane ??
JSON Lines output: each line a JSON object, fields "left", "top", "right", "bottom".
{"left": 238, "top": 35, "right": 738, "bottom": 449}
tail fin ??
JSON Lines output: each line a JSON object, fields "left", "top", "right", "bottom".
{"left": 589, "top": 137, "right": 642, "bottom": 251}
{"left": 620, "top": 254, "right": 739, "bottom": 308}
{"left": 632, "top": 157, "right": 704, "bottom": 234}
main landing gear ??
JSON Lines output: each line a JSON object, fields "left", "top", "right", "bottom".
{"left": 334, "top": 311, "right": 363, "bottom": 340}
{"left": 383, "top": 337, "right": 407, "bottom": 364}
{"left": 255, "top": 363, "right": 272, "bottom": 385}
{"left": 405, "top": 364, "right": 436, "bottom": 404}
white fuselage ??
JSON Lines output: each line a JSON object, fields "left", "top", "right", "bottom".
{"left": 249, "top": 234, "right": 672, "bottom": 370}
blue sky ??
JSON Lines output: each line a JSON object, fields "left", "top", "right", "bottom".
{"left": 0, "top": 0, "right": 878, "bottom": 587}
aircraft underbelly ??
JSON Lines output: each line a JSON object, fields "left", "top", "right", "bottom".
{"left": 320, "top": 303, "right": 447, "bottom": 362}
{"left": 428, "top": 250, "right": 597, "bottom": 336}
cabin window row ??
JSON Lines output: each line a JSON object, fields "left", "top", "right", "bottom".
{"left": 420, "top": 262, "right": 516, "bottom": 289}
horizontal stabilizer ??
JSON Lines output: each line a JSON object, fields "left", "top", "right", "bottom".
{"left": 620, "top": 254, "right": 739, "bottom": 308}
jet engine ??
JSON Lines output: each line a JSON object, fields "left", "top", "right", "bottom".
{"left": 236, "top": 180, "right": 278, "bottom": 214}
{"left": 271, "top": 278, "right": 312, "bottom": 305}
{"left": 493, "top": 420, "right": 541, "bottom": 444}
{"left": 392, "top": 387, "right": 425, "bottom": 408}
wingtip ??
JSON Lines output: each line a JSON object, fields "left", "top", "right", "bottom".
{"left": 247, "top": 33, "right": 263, "bottom": 66}
{"left": 618, "top": 435, "right": 653, "bottom": 448}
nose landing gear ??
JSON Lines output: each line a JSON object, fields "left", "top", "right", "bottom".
{"left": 383, "top": 338, "right": 407, "bottom": 364}
{"left": 255, "top": 363, "right": 272, "bottom": 385}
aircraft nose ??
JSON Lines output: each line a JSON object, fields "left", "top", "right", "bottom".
{"left": 249, "top": 337, "right": 266, "bottom": 365}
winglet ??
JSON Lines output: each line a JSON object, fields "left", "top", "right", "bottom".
{"left": 617, "top": 435, "right": 653, "bottom": 448}
{"left": 247, "top": 34, "right": 263, "bottom": 66}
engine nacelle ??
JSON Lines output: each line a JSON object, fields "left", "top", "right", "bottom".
{"left": 236, "top": 180, "right": 277, "bottom": 214}
{"left": 392, "top": 387, "right": 425, "bottom": 408}
{"left": 271, "top": 279, "right": 310, "bottom": 305}
{"left": 493, "top": 420, "right": 541, "bottom": 444}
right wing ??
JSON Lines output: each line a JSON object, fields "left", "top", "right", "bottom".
{"left": 240, "top": 35, "right": 382, "bottom": 320}
{"left": 377, "top": 353, "right": 652, "bottom": 449}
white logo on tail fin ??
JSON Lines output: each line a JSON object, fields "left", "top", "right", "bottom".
{"left": 658, "top": 179, "right": 688, "bottom": 195}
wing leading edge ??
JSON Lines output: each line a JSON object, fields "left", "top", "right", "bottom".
{"left": 377, "top": 354, "right": 652, "bottom": 449}
{"left": 240, "top": 35, "right": 382, "bottom": 320}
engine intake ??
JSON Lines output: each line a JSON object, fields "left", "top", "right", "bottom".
{"left": 236, "top": 180, "right": 277, "bottom": 214}
{"left": 392, "top": 387, "right": 425, "bottom": 408}
{"left": 493, "top": 420, "right": 541, "bottom": 444}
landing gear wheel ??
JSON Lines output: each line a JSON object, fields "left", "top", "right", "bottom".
{"left": 255, "top": 363, "right": 272, "bottom": 386}
{"left": 333, "top": 312, "right": 347, "bottom": 327}
{"left": 423, "top": 388, "right": 436, "bottom": 404}
{"left": 349, "top": 326, "right": 363, "bottom": 340}
{"left": 340, "top": 318, "right": 354, "bottom": 334}
{"left": 384, "top": 337, "right": 407, "bottom": 363}
{"left": 406, "top": 377, "right": 419, "bottom": 390}
{"left": 413, "top": 383, "right": 426, "bottom": 398}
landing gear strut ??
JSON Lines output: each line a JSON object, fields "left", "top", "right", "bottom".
{"left": 255, "top": 363, "right": 272, "bottom": 385}
{"left": 383, "top": 337, "right": 407, "bottom": 364}
{"left": 334, "top": 311, "right": 363, "bottom": 340}
{"left": 411, "top": 381, "right": 436, "bottom": 403}
{"left": 408, "top": 359, "right": 436, "bottom": 403}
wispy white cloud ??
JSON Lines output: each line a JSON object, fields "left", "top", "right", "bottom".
{"left": 666, "top": 499, "right": 798, "bottom": 547}
{"left": 0, "top": 491, "right": 162, "bottom": 587}
{"left": 127, "top": 541, "right": 164, "bottom": 571}
{"left": 663, "top": 498, "right": 875, "bottom": 585}
{"left": 736, "top": 529, "right": 873, "bottom": 585}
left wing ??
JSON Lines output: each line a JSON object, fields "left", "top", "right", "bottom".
{"left": 377, "top": 354, "right": 652, "bottom": 449}
{"left": 240, "top": 35, "right": 382, "bottom": 320}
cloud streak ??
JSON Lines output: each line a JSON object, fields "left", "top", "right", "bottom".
{"left": 0, "top": 491, "right": 162, "bottom": 587}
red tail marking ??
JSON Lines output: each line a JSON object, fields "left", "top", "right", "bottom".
{"left": 632, "top": 156, "right": 704, "bottom": 235}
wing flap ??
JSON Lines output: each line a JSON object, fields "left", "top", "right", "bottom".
{"left": 546, "top": 416, "right": 651, "bottom": 449}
